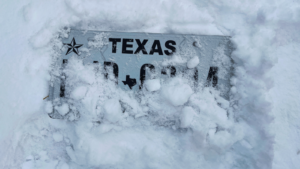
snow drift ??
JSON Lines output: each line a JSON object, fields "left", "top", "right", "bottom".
{"left": 0, "top": 0, "right": 299, "bottom": 169}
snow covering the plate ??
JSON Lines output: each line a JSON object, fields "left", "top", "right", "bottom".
{"left": 0, "top": 0, "right": 300, "bottom": 169}
{"left": 55, "top": 103, "right": 69, "bottom": 116}
{"left": 161, "top": 78, "right": 194, "bottom": 106}
{"left": 103, "top": 99, "right": 123, "bottom": 123}
{"left": 187, "top": 56, "right": 200, "bottom": 69}
{"left": 144, "top": 79, "right": 161, "bottom": 92}
{"left": 180, "top": 106, "right": 196, "bottom": 128}
{"left": 71, "top": 86, "right": 87, "bottom": 100}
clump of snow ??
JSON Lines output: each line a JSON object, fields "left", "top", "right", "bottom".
{"left": 187, "top": 56, "right": 200, "bottom": 68}
{"left": 55, "top": 103, "right": 69, "bottom": 116}
{"left": 144, "top": 79, "right": 161, "bottom": 92}
{"left": 63, "top": 58, "right": 95, "bottom": 85}
{"left": 70, "top": 86, "right": 87, "bottom": 100}
{"left": 180, "top": 106, "right": 196, "bottom": 128}
{"left": 103, "top": 99, "right": 123, "bottom": 123}
{"left": 161, "top": 78, "right": 193, "bottom": 106}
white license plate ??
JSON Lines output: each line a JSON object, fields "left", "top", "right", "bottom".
{"left": 49, "top": 30, "right": 232, "bottom": 105}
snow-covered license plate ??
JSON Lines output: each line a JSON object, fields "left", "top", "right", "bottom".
{"left": 49, "top": 29, "right": 232, "bottom": 109}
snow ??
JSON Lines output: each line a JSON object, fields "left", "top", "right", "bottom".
{"left": 0, "top": 0, "right": 300, "bottom": 169}
{"left": 161, "top": 78, "right": 194, "bottom": 106}
{"left": 269, "top": 44, "right": 300, "bottom": 169}
{"left": 144, "top": 79, "right": 161, "bottom": 92}
{"left": 55, "top": 103, "right": 69, "bottom": 116}
{"left": 187, "top": 56, "right": 199, "bottom": 69}
{"left": 44, "top": 101, "right": 53, "bottom": 113}
{"left": 88, "top": 32, "right": 110, "bottom": 49}
{"left": 103, "top": 98, "right": 123, "bottom": 123}
{"left": 52, "top": 132, "right": 63, "bottom": 142}
{"left": 180, "top": 106, "right": 196, "bottom": 128}
{"left": 70, "top": 86, "right": 87, "bottom": 100}
{"left": 60, "top": 163, "right": 69, "bottom": 169}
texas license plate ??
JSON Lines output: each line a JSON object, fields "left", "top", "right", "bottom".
{"left": 49, "top": 29, "right": 232, "bottom": 104}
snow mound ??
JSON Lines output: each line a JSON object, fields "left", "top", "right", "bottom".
{"left": 1, "top": 0, "right": 299, "bottom": 168}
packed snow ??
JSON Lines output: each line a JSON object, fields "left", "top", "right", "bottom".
{"left": 0, "top": 0, "right": 300, "bottom": 169}
{"left": 144, "top": 79, "right": 161, "bottom": 92}
{"left": 187, "top": 56, "right": 200, "bottom": 69}
{"left": 180, "top": 106, "right": 196, "bottom": 128}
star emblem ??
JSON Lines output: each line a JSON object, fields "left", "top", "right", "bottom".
{"left": 63, "top": 37, "right": 83, "bottom": 55}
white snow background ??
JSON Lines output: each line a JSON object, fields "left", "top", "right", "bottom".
{"left": 0, "top": 0, "right": 300, "bottom": 169}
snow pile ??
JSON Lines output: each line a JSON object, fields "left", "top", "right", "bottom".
{"left": 1, "top": 51, "right": 243, "bottom": 168}
{"left": 0, "top": 0, "right": 300, "bottom": 169}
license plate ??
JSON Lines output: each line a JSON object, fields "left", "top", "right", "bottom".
{"left": 49, "top": 29, "right": 232, "bottom": 104}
